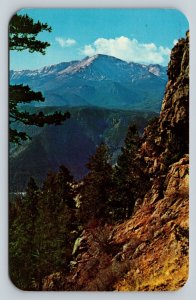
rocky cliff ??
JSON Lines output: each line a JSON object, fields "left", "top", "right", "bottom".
{"left": 114, "top": 31, "right": 189, "bottom": 291}
{"left": 42, "top": 32, "right": 189, "bottom": 291}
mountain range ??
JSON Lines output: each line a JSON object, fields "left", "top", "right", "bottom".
{"left": 10, "top": 54, "right": 167, "bottom": 112}
{"left": 10, "top": 54, "right": 168, "bottom": 191}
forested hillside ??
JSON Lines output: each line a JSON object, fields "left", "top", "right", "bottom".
{"left": 10, "top": 107, "right": 157, "bottom": 191}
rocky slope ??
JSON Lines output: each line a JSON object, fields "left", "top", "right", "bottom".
{"left": 42, "top": 32, "right": 189, "bottom": 291}
{"left": 114, "top": 31, "right": 189, "bottom": 291}
{"left": 113, "top": 154, "right": 189, "bottom": 291}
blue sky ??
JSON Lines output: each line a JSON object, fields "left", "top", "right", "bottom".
{"left": 10, "top": 8, "right": 189, "bottom": 70}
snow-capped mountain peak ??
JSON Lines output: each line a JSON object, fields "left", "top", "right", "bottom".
{"left": 10, "top": 54, "right": 167, "bottom": 111}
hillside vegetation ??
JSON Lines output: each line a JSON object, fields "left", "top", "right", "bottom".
{"left": 9, "top": 107, "right": 157, "bottom": 191}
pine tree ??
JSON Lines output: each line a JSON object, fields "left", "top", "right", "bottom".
{"left": 26, "top": 177, "right": 39, "bottom": 221}
{"left": 9, "top": 166, "right": 77, "bottom": 290}
{"left": 79, "top": 143, "right": 113, "bottom": 223}
{"left": 112, "top": 124, "right": 149, "bottom": 220}
{"left": 53, "top": 165, "right": 76, "bottom": 210}
{"left": 9, "top": 14, "right": 51, "bottom": 53}
{"left": 9, "top": 177, "right": 40, "bottom": 290}
{"left": 32, "top": 166, "right": 77, "bottom": 288}
{"left": 42, "top": 165, "right": 76, "bottom": 212}
{"left": 9, "top": 14, "right": 70, "bottom": 144}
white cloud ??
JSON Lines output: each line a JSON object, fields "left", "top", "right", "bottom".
{"left": 81, "top": 36, "right": 171, "bottom": 65}
{"left": 173, "top": 39, "right": 178, "bottom": 45}
{"left": 55, "top": 37, "right": 77, "bottom": 48}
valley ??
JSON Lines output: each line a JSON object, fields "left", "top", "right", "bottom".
{"left": 9, "top": 106, "right": 158, "bottom": 191}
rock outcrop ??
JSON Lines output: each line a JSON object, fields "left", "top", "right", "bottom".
{"left": 113, "top": 31, "right": 189, "bottom": 291}
{"left": 42, "top": 32, "right": 189, "bottom": 291}
{"left": 113, "top": 155, "right": 189, "bottom": 290}
{"left": 140, "top": 31, "right": 189, "bottom": 177}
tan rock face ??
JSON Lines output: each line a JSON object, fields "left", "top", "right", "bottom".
{"left": 141, "top": 32, "right": 189, "bottom": 176}
{"left": 113, "top": 155, "right": 189, "bottom": 290}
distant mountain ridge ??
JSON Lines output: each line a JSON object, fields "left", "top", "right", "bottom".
{"left": 10, "top": 54, "right": 167, "bottom": 112}
{"left": 9, "top": 106, "right": 158, "bottom": 192}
